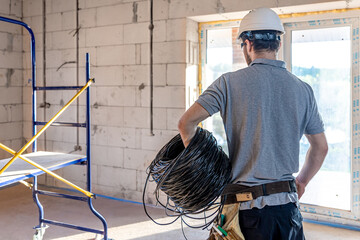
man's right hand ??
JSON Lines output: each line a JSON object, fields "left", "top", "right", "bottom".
{"left": 296, "top": 132, "right": 328, "bottom": 200}
{"left": 295, "top": 178, "right": 306, "bottom": 199}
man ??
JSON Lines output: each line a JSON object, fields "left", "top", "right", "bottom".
{"left": 178, "top": 8, "right": 328, "bottom": 240}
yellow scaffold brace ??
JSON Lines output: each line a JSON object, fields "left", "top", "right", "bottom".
{"left": 0, "top": 79, "right": 94, "bottom": 198}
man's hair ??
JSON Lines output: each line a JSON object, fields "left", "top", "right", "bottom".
{"left": 240, "top": 30, "right": 281, "bottom": 52}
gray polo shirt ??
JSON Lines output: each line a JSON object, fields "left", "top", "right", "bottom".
{"left": 196, "top": 58, "right": 324, "bottom": 209}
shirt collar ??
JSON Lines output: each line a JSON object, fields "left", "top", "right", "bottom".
{"left": 249, "top": 58, "right": 286, "bottom": 69}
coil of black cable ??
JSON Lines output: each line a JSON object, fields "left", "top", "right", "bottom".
{"left": 143, "top": 127, "right": 232, "bottom": 231}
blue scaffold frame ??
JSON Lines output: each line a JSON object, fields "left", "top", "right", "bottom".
{"left": 0, "top": 16, "right": 110, "bottom": 240}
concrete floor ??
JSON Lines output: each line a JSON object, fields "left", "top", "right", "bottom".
{"left": 0, "top": 184, "right": 359, "bottom": 240}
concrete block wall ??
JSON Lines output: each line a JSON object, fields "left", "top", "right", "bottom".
{"left": 0, "top": 0, "right": 23, "bottom": 159}
{"left": 19, "top": 0, "right": 340, "bottom": 203}
{"left": 21, "top": 0, "right": 190, "bottom": 201}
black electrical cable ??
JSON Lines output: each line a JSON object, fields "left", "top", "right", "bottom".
{"left": 143, "top": 127, "right": 232, "bottom": 237}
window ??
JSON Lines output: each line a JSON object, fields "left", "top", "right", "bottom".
{"left": 291, "top": 26, "right": 351, "bottom": 210}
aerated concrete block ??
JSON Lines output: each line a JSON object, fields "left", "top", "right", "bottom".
{"left": 0, "top": 122, "right": 22, "bottom": 140}
{"left": 124, "top": 22, "right": 149, "bottom": 44}
{"left": 46, "top": 67, "right": 77, "bottom": 87}
{"left": 168, "top": 0, "right": 216, "bottom": 19}
{"left": 0, "top": 21, "right": 21, "bottom": 34}
{"left": 153, "top": 41, "right": 187, "bottom": 64}
{"left": 97, "top": 3, "right": 133, "bottom": 26}
{"left": 167, "top": 18, "right": 187, "bottom": 41}
{"left": 140, "top": 43, "right": 149, "bottom": 65}
{"left": 0, "top": 32, "right": 11, "bottom": 51}
{"left": 0, "top": 51, "right": 22, "bottom": 69}
{"left": 123, "top": 107, "right": 149, "bottom": 128}
{"left": 153, "top": 107, "right": 167, "bottom": 129}
{"left": 22, "top": 121, "right": 32, "bottom": 139}
{"left": 46, "top": 13, "right": 62, "bottom": 32}
{"left": 49, "top": 31, "right": 76, "bottom": 50}
{"left": 124, "top": 148, "right": 156, "bottom": 170}
{"left": 154, "top": 0, "right": 169, "bottom": 20}
{"left": 0, "top": 0, "right": 10, "bottom": 15}
{"left": 49, "top": 0, "right": 76, "bottom": 13}
{"left": 107, "top": 126, "right": 136, "bottom": 148}
{"left": 154, "top": 64, "right": 166, "bottom": 86}
{"left": 22, "top": 103, "right": 32, "bottom": 122}
{"left": 79, "top": 8, "right": 97, "bottom": 28}
{"left": 153, "top": 20, "right": 166, "bottom": 42}
{"left": 166, "top": 63, "right": 186, "bottom": 86}
{"left": 82, "top": 0, "right": 122, "bottom": 8}
{"left": 92, "top": 66, "right": 124, "bottom": 86}
{"left": 137, "top": 83, "right": 149, "bottom": 107}
{"left": 10, "top": 0, "right": 22, "bottom": 18}
{"left": 0, "top": 87, "right": 21, "bottom": 104}
{"left": 97, "top": 166, "right": 137, "bottom": 191}
{"left": 124, "top": 65, "right": 149, "bottom": 86}
{"left": 47, "top": 11, "right": 76, "bottom": 32}
{"left": 106, "top": 146, "right": 125, "bottom": 168}
{"left": 141, "top": 41, "right": 187, "bottom": 64}
{"left": 97, "top": 45, "right": 136, "bottom": 66}
{"left": 86, "top": 25, "right": 124, "bottom": 47}
{"left": 186, "top": 18, "right": 198, "bottom": 43}
{"left": 12, "top": 34, "right": 22, "bottom": 52}
{"left": 97, "top": 86, "right": 136, "bottom": 107}
{"left": 92, "top": 106, "right": 124, "bottom": 127}
{"left": 153, "top": 86, "right": 185, "bottom": 108}
{"left": 23, "top": 0, "right": 42, "bottom": 17}
{"left": 10, "top": 104, "right": 22, "bottom": 122}
{"left": 136, "top": 1, "right": 150, "bottom": 22}
{"left": 0, "top": 105, "right": 8, "bottom": 123}
{"left": 45, "top": 49, "right": 76, "bottom": 69}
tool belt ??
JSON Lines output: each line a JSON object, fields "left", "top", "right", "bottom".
{"left": 208, "top": 180, "right": 297, "bottom": 240}
{"left": 222, "top": 180, "right": 297, "bottom": 205}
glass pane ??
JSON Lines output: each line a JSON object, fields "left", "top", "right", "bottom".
{"left": 291, "top": 26, "right": 351, "bottom": 210}
{"left": 203, "top": 28, "right": 247, "bottom": 154}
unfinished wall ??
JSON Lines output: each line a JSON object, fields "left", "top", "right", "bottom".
{"left": 20, "top": 0, "right": 344, "bottom": 203}
{"left": 0, "top": 0, "right": 23, "bottom": 159}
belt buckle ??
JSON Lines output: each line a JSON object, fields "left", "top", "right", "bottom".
{"left": 236, "top": 192, "right": 253, "bottom": 202}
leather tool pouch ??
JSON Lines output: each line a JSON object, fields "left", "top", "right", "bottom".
{"left": 208, "top": 203, "right": 245, "bottom": 240}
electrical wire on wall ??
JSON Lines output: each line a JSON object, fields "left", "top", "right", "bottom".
{"left": 75, "top": 0, "right": 81, "bottom": 151}
{"left": 149, "top": 0, "right": 154, "bottom": 136}
{"left": 42, "top": 0, "right": 47, "bottom": 151}
{"left": 143, "top": 128, "right": 232, "bottom": 239}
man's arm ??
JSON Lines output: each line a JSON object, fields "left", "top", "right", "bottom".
{"left": 296, "top": 132, "right": 328, "bottom": 199}
{"left": 178, "top": 102, "right": 210, "bottom": 147}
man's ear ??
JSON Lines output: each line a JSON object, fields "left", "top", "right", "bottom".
{"left": 246, "top": 39, "right": 253, "bottom": 52}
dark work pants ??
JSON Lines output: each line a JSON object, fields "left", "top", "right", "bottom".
{"left": 238, "top": 202, "right": 305, "bottom": 240}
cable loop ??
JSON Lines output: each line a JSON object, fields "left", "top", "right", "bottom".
{"left": 143, "top": 127, "right": 232, "bottom": 235}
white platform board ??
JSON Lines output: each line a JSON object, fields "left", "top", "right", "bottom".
{"left": 0, "top": 151, "right": 86, "bottom": 188}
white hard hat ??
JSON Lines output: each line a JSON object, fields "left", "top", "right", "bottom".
{"left": 238, "top": 8, "right": 285, "bottom": 39}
